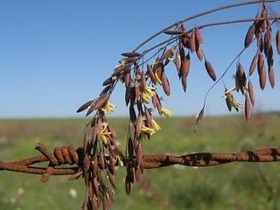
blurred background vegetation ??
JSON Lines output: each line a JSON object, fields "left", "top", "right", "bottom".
{"left": 0, "top": 114, "right": 280, "bottom": 210}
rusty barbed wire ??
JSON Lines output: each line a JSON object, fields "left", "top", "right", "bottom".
{"left": 1, "top": 143, "right": 280, "bottom": 179}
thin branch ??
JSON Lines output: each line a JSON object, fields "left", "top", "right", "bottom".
{"left": 133, "top": 0, "right": 279, "bottom": 52}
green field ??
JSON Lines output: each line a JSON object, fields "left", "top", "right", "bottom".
{"left": 0, "top": 114, "right": 280, "bottom": 210}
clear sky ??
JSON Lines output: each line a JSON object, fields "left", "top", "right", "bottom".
{"left": 0, "top": 0, "right": 279, "bottom": 118}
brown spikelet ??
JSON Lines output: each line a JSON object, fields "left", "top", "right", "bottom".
{"left": 102, "top": 77, "right": 113, "bottom": 86}
{"left": 268, "top": 65, "right": 275, "bottom": 88}
{"left": 244, "top": 24, "right": 255, "bottom": 48}
{"left": 245, "top": 94, "right": 251, "bottom": 120}
{"left": 196, "top": 45, "right": 204, "bottom": 61}
{"left": 235, "top": 63, "right": 246, "bottom": 94}
{"left": 77, "top": 100, "right": 93, "bottom": 113}
{"left": 264, "top": 29, "right": 272, "bottom": 57}
{"left": 189, "top": 29, "right": 196, "bottom": 53}
{"left": 194, "top": 107, "right": 204, "bottom": 132}
{"left": 259, "top": 65, "right": 267, "bottom": 90}
{"left": 175, "top": 50, "right": 181, "bottom": 74}
{"left": 164, "top": 29, "right": 184, "bottom": 35}
{"left": 194, "top": 27, "right": 203, "bottom": 44}
{"left": 121, "top": 51, "right": 141, "bottom": 57}
{"left": 257, "top": 33, "right": 264, "bottom": 52}
{"left": 124, "top": 71, "right": 131, "bottom": 88}
{"left": 204, "top": 60, "right": 216, "bottom": 81}
{"left": 181, "top": 52, "right": 191, "bottom": 78}
{"left": 181, "top": 76, "right": 187, "bottom": 92}
{"left": 257, "top": 53, "right": 264, "bottom": 74}
{"left": 161, "top": 72, "right": 171, "bottom": 96}
{"left": 147, "top": 64, "right": 156, "bottom": 85}
{"left": 248, "top": 80, "right": 255, "bottom": 106}
{"left": 158, "top": 47, "right": 175, "bottom": 62}
{"left": 152, "top": 93, "right": 162, "bottom": 114}
{"left": 86, "top": 94, "right": 109, "bottom": 116}
{"left": 276, "top": 29, "right": 280, "bottom": 55}
{"left": 129, "top": 105, "right": 137, "bottom": 123}
{"left": 141, "top": 71, "right": 147, "bottom": 90}
{"left": 125, "top": 175, "right": 131, "bottom": 195}
{"left": 249, "top": 51, "right": 259, "bottom": 76}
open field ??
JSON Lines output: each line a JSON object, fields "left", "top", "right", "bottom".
{"left": 0, "top": 114, "right": 280, "bottom": 210}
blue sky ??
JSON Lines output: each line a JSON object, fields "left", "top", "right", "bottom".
{"left": 0, "top": 0, "right": 279, "bottom": 118}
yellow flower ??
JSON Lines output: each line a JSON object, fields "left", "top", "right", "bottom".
{"left": 140, "top": 86, "right": 156, "bottom": 104}
{"left": 101, "top": 101, "right": 116, "bottom": 114}
{"left": 151, "top": 119, "right": 161, "bottom": 131}
{"left": 141, "top": 125, "right": 156, "bottom": 135}
{"left": 161, "top": 107, "right": 172, "bottom": 117}
{"left": 99, "top": 123, "right": 112, "bottom": 144}
{"left": 154, "top": 72, "right": 162, "bottom": 85}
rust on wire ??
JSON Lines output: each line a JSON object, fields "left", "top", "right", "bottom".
{"left": 0, "top": 143, "right": 280, "bottom": 181}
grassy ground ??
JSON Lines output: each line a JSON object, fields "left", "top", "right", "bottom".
{"left": 0, "top": 114, "right": 280, "bottom": 210}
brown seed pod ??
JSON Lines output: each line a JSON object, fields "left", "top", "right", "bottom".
{"left": 268, "top": 65, "right": 275, "bottom": 88}
{"left": 152, "top": 93, "right": 162, "bottom": 114}
{"left": 141, "top": 71, "right": 147, "bottom": 90}
{"left": 181, "top": 52, "right": 191, "bottom": 78}
{"left": 276, "top": 29, "right": 280, "bottom": 55}
{"left": 196, "top": 45, "right": 204, "bottom": 61}
{"left": 266, "top": 46, "right": 273, "bottom": 67}
{"left": 189, "top": 29, "right": 196, "bottom": 53}
{"left": 248, "top": 80, "right": 255, "bottom": 106}
{"left": 164, "top": 29, "right": 184, "bottom": 35}
{"left": 107, "top": 169, "right": 116, "bottom": 189}
{"left": 135, "top": 114, "right": 142, "bottom": 136}
{"left": 127, "top": 136, "right": 134, "bottom": 158}
{"left": 147, "top": 64, "right": 157, "bottom": 85}
{"left": 158, "top": 47, "right": 175, "bottom": 62}
{"left": 76, "top": 100, "right": 93, "bottom": 113}
{"left": 194, "top": 107, "right": 204, "bottom": 133}
{"left": 102, "top": 77, "right": 113, "bottom": 86}
{"left": 204, "top": 60, "right": 216, "bottom": 81}
{"left": 245, "top": 94, "right": 251, "bottom": 120}
{"left": 257, "top": 33, "right": 264, "bottom": 52}
{"left": 181, "top": 76, "right": 187, "bottom": 92}
{"left": 161, "top": 72, "right": 171, "bottom": 96}
{"left": 259, "top": 65, "right": 267, "bottom": 90}
{"left": 129, "top": 105, "right": 137, "bottom": 123}
{"left": 257, "top": 53, "right": 264, "bottom": 75}
{"left": 244, "top": 24, "right": 255, "bottom": 48}
{"left": 121, "top": 51, "right": 141, "bottom": 57}
{"left": 83, "top": 154, "right": 91, "bottom": 173}
{"left": 124, "top": 71, "right": 131, "bottom": 88}
{"left": 125, "top": 175, "right": 132, "bottom": 195}
{"left": 174, "top": 50, "right": 182, "bottom": 74}
{"left": 264, "top": 29, "right": 272, "bottom": 57}
{"left": 249, "top": 51, "right": 259, "bottom": 76}
{"left": 98, "top": 151, "right": 106, "bottom": 170}
{"left": 194, "top": 27, "right": 203, "bottom": 44}
{"left": 136, "top": 142, "right": 143, "bottom": 168}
